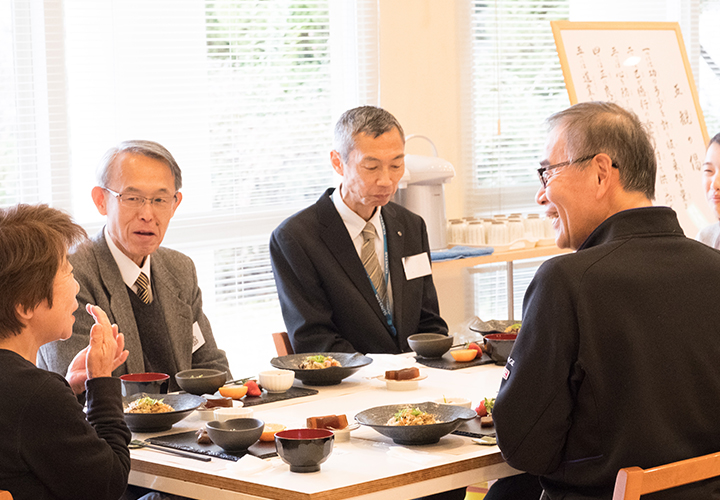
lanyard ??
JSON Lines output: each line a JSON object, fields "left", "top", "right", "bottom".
{"left": 365, "top": 215, "right": 397, "bottom": 337}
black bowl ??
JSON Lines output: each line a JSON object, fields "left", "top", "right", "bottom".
{"left": 206, "top": 418, "right": 264, "bottom": 452}
{"left": 483, "top": 333, "right": 517, "bottom": 364}
{"left": 270, "top": 352, "right": 373, "bottom": 386}
{"left": 123, "top": 393, "right": 204, "bottom": 432}
{"left": 355, "top": 401, "right": 477, "bottom": 445}
{"left": 407, "top": 333, "right": 453, "bottom": 358}
{"left": 275, "top": 428, "right": 334, "bottom": 472}
{"left": 120, "top": 372, "right": 169, "bottom": 397}
{"left": 175, "top": 368, "right": 228, "bottom": 395}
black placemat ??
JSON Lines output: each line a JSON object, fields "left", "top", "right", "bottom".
{"left": 241, "top": 386, "right": 318, "bottom": 407}
{"left": 147, "top": 430, "right": 277, "bottom": 461}
{"left": 452, "top": 416, "right": 496, "bottom": 438}
{"left": 414, "top": 351, "right": 495, "bottom": 370}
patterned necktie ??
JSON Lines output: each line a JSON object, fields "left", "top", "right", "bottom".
{"left": 135, "top": 272, "right": 151, "bottom": 304}
{"left": 361, "top": 221, "right": 387, "bottom": 305}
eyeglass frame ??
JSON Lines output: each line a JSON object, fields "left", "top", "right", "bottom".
{"left": 537, "top": 154, "right": 618, "bottom": 188}
{"left": 102, "top": 187, "right": 178, "bottom": 211}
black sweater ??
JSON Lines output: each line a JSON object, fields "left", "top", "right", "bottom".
{"left": 0, "top": 349, "right": 131, "bottom": 500}
{"left": 494, "top": 207, "right": 720, "bottom": 499}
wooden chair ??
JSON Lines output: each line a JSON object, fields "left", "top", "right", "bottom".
{"left": 272, "top": 331, "right": 294, "bottom": 356}
{"left": 612, "top": 451, "right": 720, "bottom": 500}
{"left": 0, "top": 490, "right": 13, "bottom": 500}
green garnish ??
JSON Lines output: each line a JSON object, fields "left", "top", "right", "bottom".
{"left": 394, "top": 407, "right": 423, "bottom": 419}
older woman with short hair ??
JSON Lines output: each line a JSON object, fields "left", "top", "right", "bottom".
{"left": 0, "top": 203, "right": 130, "bottom": 500}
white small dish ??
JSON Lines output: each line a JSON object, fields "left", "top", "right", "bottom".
{"left": 214, "top": 406, "right": 253, "bottom": 422}
{"left": 329, "top": 423, "right": 360, "bottom": 443}
{"left": 377, "top": 374, "right": 428, "bottom": 391}
{"left": 258, "top": 369, "right": 295, "bottom": 393}
{"left": 433, "top": 397, "right": 472, "bottom": 409}
{"left": 197, "top": 408, "right": 217, "bottom": 421}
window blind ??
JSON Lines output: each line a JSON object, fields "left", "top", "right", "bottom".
{"left": 466, "top": 0, "right": 571, "bottom": 217}
{"left": 2, "top": 0, "right": 378, "bottom": 375}
{"left": 464, "top": 0, "right": 712, "bottom": 326}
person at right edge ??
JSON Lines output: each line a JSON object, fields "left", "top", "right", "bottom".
{"left": 697, "top": 132, "right": 720, "bottom": 249}
{"left": 493, "top": 101, "right": 720, "bottom": 499}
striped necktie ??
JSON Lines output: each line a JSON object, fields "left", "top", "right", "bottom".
{"left": 361, "top": 221, "right": 387, "bottom": 304}
{"left": 135, "top": 272, "right": 151, "bottom": 304}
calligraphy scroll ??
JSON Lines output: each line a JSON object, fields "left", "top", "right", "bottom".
{"left": 551, "top": 21, "right": 713, "bottom": 236}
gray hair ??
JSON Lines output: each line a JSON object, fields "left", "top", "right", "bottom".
{"left": 96, "top": 140, "right": 182, "bottom": 191}
{"left": 334, "top": 106, "right": 405, "bottom": 162}
{"left": 546, "top": 101, "right": 656, "bottom": 200}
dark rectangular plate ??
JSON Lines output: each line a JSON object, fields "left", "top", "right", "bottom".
{"left": 241, "top": 385, "right": 318, "bottom": 407}
{"left": 452, "top": 416, "right": 496, "bottom": 438}
{"left": 415, "top": 351, "right": 495, "bottom": 370}
{"left": 147, "top": 430, "right": 277, "bottom": 461}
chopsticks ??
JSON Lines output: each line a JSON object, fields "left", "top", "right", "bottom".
{"left": 130, "top": 439, "right": 211, "bottom": 462}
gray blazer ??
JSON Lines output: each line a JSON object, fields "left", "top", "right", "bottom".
{"left": 38, "top": 230, "right": 230, "bottom": 380}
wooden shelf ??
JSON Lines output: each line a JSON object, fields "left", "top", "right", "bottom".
{"left": 432, "top": 245, "right": 571, "bottom": 271}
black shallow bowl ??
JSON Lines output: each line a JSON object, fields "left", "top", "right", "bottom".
{"left": 407, "top": 333, "right": 453, "bottom": 358}
{"left": 123, "top": 393, "right": 204, "bottom": 433}
{"left": 206, "top": 418, "right": 265, "bottom": 452}
{"left": 175, "top": 368, "right": 228, "bottom": 395}
{"left": 270, "top": 352, "right": 373, "bottom": 386}
{"left": 355, "top": 401, "right": 477, "bottom": 445}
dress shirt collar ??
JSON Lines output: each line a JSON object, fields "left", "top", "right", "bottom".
{"left": 104, "top": 226, "right": 152, "bottom": 293}
{"left": 331, "top": 186, "right": 383, "bottom": 240}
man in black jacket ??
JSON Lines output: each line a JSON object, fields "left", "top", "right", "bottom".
{"left": 494, "top": 101, "right": 720, "bottom": 499}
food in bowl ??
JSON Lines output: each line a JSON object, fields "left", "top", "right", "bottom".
{"left": 125, "top": 396, "right": 174, "bottom": 414}
{"left": 299, "top": 355, "right": 341, "bottom": 369}
{"left": 384, "top": 367, "right": 420, "bottom": 380}
{"left": 386, "top": 408, "right": 439, "bottom": 426}
{"left": 504, "top": 322, "right": 522, "bottom": 334}
{"left": 307, "top": 414, "right": 348, "bottom": 430}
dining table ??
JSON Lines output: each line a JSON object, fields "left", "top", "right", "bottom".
{"left": 128, "top": 353, "right": 520, "bottom": 500}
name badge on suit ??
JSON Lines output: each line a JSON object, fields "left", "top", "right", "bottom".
{"left": 402, "top": 252, "right": 432, "bottom": 280}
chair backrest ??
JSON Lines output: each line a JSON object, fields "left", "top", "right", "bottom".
{"left": 0, "top": 490, "right": 13, "bottom": 500}
{"left": 272, "top": 331, "right": 294, "bottom": 356}
{"left": 612, "top": 451, "right": 720, "bottom": 500}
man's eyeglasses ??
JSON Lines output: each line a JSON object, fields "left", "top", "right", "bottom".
{"left": 103, "top": 187, "right": 177, "bottom": 212}
{"left": 537, "top": 154, "right": 618, "bottom": 188}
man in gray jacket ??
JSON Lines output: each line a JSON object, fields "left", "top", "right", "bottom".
{"left": 38, "top": 140, "right": 230, "bottom": 392}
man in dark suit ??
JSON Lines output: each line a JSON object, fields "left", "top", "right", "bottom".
{"left": 38, "top": 140, "right": 230, "bottom": 394}
{"left": 270, "top": 106, "right": 448, "bottom": 354}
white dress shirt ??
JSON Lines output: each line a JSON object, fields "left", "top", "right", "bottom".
{"left": 104, "top": 227, "right": 153, "bottom": 302}
{"left": 332, "top": 188, "right": 393, "bottom": 309}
